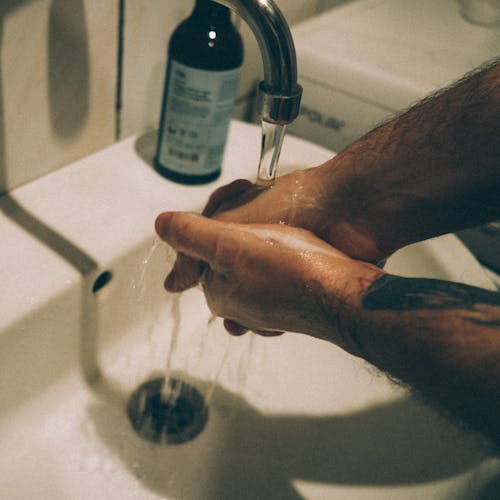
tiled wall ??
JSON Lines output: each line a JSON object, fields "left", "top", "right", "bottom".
{"left": 0, "top": 0, "right": 117, "bottom": 194}
{"left": 0, "top": 0, "right": 348, "bottom": 194}
{"left": 119, "top": 0, "right": 191, "bottom": 139}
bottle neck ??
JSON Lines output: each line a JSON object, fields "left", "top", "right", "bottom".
{"left": 193, "top": 0, "right": 231, "bottom": 21}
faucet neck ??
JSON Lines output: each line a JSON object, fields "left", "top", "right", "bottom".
{"left": 213, "top": 0, "right": 302, "bottom": 124}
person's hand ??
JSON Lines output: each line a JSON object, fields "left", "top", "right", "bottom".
{"left": 206, "top": 166, "right": 388, "bottom": 260}
{"left": 155, "top": 211, "right": 383, "bottom": 354}
{"left": 160, "top": 160, "right": 389, "bottom": 292}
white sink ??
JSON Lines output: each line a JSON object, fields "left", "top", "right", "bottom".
{"left": 0, "top": 120, "right": 499, "bottom": 499}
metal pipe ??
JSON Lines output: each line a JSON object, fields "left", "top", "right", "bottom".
{"left": 213, "top": 0, "right": 302, "bottom": 124}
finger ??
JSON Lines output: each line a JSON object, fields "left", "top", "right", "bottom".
{"left": 202, "top": 179, "right": 254, "bottom": 217}
{"left": 223, "top": 319, "right": 283, "bottom": 337}
{"left": 164, "top": 253, "right": 205, "bottom": 292}
{"left": 156, "top": 211, "right": 231, "bottom": 267}
{"left": 223, "top": 319, "right": 249, "bottom": 336}
{"left": 253, "top": 329, "right": 285, "bottom": 337}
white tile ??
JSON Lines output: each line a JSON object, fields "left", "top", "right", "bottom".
{"left": 232, "top": 95, "right": 254, "bottom": 122}
{"left": 0, "top": 0, "right": 117, "bottom": 193}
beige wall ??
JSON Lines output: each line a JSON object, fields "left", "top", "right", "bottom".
{"left": 0, "top": 0, "right": 340, "bottom": 194}
{"left": 119, "top": 0, "right": 191, "bottom": 139}
{"left": 0, "top": 0, "right": 117, "bottom": 193}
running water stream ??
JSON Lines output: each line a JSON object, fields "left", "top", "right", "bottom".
{"left": 256, "top": 121, "right": 287, "bottom": 186}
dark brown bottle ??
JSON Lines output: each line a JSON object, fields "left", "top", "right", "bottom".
{"left": 155, "top": 0, "right": 244, "bottom": 184}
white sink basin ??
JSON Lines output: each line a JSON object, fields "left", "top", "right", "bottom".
{"left": 0, "top": 120, "right": 499, "bottom": 499}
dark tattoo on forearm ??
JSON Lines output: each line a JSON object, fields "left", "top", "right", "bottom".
{"left": 362, "top": 274, "right": 500, "bottom": 326}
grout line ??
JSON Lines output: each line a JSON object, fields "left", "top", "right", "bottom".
{"left": 115, "top": 0, "right": 125, "bottom": 141}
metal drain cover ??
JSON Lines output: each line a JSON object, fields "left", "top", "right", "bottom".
{"left": 127, "top": 377, "right": 208, "bottom": 445}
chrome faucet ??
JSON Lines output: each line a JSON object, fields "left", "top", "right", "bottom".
{"left": 213, "top": 0, "right": 302, "bottom": 125}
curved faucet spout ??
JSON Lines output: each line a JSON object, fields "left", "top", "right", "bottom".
{"left": 213, "top": 0, "right": 302, "bottom": 124}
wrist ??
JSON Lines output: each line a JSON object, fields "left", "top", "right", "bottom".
{"left": 308, "top": 255, "right": 385, "bottom": 357}
{"left": 315, "top": 155, "right": 400, "bottom": 261}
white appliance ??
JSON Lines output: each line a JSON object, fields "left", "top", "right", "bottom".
{"left": 289, "top": 0, "right": 500, "bottom": 152}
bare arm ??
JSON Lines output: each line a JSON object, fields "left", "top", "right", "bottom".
{"left": 156, "top": 212, "right": 500, "bottom": 449}
{"left": 353, "top": 275, "right": 500, "bottom": 448}
{"left": 323, "top": 57, "right": 500, "bottom": 257}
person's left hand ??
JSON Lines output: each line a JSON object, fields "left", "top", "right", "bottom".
{"left": 155, "top": 211, "right": 382, "bottom": 354}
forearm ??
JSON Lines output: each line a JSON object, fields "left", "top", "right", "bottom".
{"left": 320, "top": 58, "right": 500, "bottom": 254}
{"left": 336, "top": 272, "right": 500, "bottom": 448}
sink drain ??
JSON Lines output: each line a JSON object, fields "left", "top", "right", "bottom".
{"left": 127, "top": 377, "right": 208, "bottom": 445}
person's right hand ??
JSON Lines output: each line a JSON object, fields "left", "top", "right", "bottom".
{"left": 203, "top": 166, "right": 383, "bottom": 258}
{"left": 161, "top": 160, "right": 388, "bottom": 293}
{"left": 156, "top": 210, "right": 383, "bottom": 354}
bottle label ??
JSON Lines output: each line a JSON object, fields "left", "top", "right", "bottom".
{"left": 157, "top": 59, "right": 241, "bottom": 176}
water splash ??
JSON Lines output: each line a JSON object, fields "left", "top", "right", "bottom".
{"left": 205, "top": 316, "right": 233, "bottom": 405}
{"left": 140, "top": 237, "right": 163, "bottom": 275}
{"left": 131, "top": 236, "right": 171, "bottom": 340}
{"left": 132, "top": 240, "right": 216, "bottom": 408}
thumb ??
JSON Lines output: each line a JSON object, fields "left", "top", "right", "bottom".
{"left": 155, "top": 211, "right": 226, "bottom": 266}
